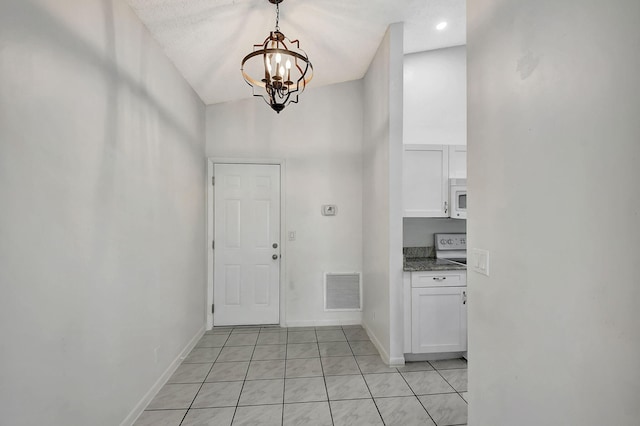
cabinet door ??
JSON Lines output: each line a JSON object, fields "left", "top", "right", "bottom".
{"left": 403, "top": 145, "right": 449, "bottom": 217}
{"left": 411, "top": 287, "right": 467, "bottom": 353}
{"left": 449, "top": 145, "right": 467, "bottom": 179}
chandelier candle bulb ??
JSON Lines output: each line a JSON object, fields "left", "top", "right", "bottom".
{"left": 286, "top": 60, "right": 291, "bottom": 83}
{"left": 240, "top": 0, "right": 313, "bottom": 113}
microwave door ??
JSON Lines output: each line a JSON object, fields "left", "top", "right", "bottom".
{"left": 457, "top": 192, "right": 467, "bottom": 210}
{"left": 452, "top": 189, "right": 467, "bottom": 219}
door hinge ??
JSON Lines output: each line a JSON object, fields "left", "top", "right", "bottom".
{"left": 211, "top": 304, "right": 215, "bottom": 314}
{"left": 212, "top": 240, "right": 215, "bottom": 250}
{"left": 212, "top": 176, "right": 215, "bottom": 186}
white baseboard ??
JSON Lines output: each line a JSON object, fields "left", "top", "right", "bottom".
{"left": 388, "top": 356, "right": 405, "bottom": 366}
{"left": 404, "top": 351, "right": 466, "bottom": 362}
{"left": 120, "top": 325, "right": 205, "bottom": 426}
{"left": 362, "top": 322, "right": 396, "bottom": 365}
{"left": 285, "top": 318, "right": 362, "bottom": 328}
{"left": 361, "top": 323, "right": 405, "bottom": 366}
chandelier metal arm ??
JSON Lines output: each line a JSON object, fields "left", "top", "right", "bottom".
{"left": 242, "top": 49, "right": 309, "bottom": 68}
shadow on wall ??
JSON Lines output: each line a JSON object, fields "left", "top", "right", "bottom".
{"left": 1, "top": 0, "right": 205, "bottom": 252}
{"left": 1, "top": 0, "right": 201, "bottom": 148}
{"left": 0, "top": 0, "right": 209, "bottom": 277}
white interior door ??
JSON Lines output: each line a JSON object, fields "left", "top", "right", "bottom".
{"left": 214, "top": 163, "right": 280, "bottom": 326}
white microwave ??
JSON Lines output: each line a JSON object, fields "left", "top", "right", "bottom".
{"left": 449, "top": 179, "right": 467, "bottom": 219}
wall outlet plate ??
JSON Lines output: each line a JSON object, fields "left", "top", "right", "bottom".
{"left": 322, "top": 205, "right": 337, "bottom": 216}
{"left": 470, "top": 248, "right": 490, "bottom": 276}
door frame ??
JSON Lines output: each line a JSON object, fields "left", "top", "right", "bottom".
{"left": 206, "top": 157, "right": 287, "bottom": 330}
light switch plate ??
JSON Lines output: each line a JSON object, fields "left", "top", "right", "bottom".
{"left": 470, "top": 248, "right": 490, "bottom": 276}
{"left": 322, "top": 205, "right": 337, "bottom": 216}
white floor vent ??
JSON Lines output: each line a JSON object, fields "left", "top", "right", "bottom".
{"left": 324, "top": 272, "right": 362, "bottom": 311}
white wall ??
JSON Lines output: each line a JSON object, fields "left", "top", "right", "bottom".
{"left": 403, "top": 218, "right": 467, "bottom": 248}
{"left": 468, "top": 0, "right": 640, "bottom": 425}
{"left": 0, "top": 1, "right": 206, "bottom": 425}
{"left": 404, "top": 46, "right": 466, "bottom": 145}
{"left": 206, "top": 80, "right": 364, "bottom": 327}
{"left": 362, "top": 23, "right": 404, "bottom": 364}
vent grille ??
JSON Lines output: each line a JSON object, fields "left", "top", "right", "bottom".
{"left": 324, "top": 273, "right": 362, "bottom": 311}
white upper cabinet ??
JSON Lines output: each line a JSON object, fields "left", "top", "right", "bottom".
{"left": 403, "top": 145, "right": 449, "bottom": 217}
{"left": 448, "top": 145, "right": 467, "bottom": 179}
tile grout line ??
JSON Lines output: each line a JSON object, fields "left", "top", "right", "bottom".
{"left": 430, "top": 361, "right": 468, "bottom": 404}
{"left": 397, "top": 366, "right": 439, "bottom": 426}
{"left": 350, "top": 329, "right": 388, "bottom": 426}
{"left": 229, "top": 328, "right": 261, "bottom": 426}
{"left": 406, "top": 360, "right": 468, "bottom": 426}
{"left": 316, "top": 327, "right": 335, "bottom": 426}
{"left": 177, "top": 329, "right": 231, "bottom": 426}
{"left": 281, "top": 328, "right": 288, "bottom": 425}
{"left": 143, "top": 390, "right": 468, "bottom": 413}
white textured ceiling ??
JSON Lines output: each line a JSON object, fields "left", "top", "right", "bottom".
{"left": 126, "top": 0, "right": 466, "bottom": 105}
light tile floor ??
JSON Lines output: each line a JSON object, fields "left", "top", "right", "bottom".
{"left": 134, "top": 326, "right": 468, "bottom": 426}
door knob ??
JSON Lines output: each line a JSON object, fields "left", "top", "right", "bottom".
{"left": 272, "top": 254, "right": 279, "bottom": 260}
{"left": 273, "top": 243, "right": 278, "bottom": 249}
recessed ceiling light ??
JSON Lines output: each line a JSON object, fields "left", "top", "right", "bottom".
{"left": 436, "top": 22, "right": 448, "bottom": 30}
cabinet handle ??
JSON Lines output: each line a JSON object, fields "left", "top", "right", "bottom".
{"left": 444, "top": 201, "right": 448, "bottom": 214}
{"left": 432, "top": 277, "right": 447, "bottom": 281}
{"left": 463, "top": 291, "right": 467, "bottom": 305}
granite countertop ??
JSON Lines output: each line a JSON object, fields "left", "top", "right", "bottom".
{"left": 403, "top": 246, "right": 466, "bottom": 272}
{"left": 403, "top": 257, "right": 467, "bottom": 272}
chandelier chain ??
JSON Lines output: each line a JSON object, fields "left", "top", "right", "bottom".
{"left": 275, "top": 2, "right": 280, "bottom": 31}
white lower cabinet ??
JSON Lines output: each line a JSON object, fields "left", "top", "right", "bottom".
{"left": 409, "top": 271, "right": 467, "bottom": 354}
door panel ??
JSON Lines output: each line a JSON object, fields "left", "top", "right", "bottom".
{"left": 214, "top": 163, "right": 280, "bottom": 326}
{"left": 224, "top": 265, "right": 241, "bottom": 305}
{"left": 225, "top": 200, "right": 241, "bottom": 248}
{"left": 253, "top": 265, "right": 270, "bottom": 305}
{"left": 254, "top": 200, "right": 271, "bottom": 248}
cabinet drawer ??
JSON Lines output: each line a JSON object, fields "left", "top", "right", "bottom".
{"left": 411, "top": 271, "right": 466, "bottom": 287}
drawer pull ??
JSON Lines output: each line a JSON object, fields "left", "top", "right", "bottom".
{"left": 432, "top": 277, "right": 447, "bottom": 281}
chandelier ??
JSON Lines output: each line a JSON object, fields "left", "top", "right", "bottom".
{"left": 241, "top": 0, "right": 313, "bottom": 113}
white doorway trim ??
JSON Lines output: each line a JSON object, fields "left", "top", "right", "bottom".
{"left": 206, "top": 157, "right": 287, "bottom": 330}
